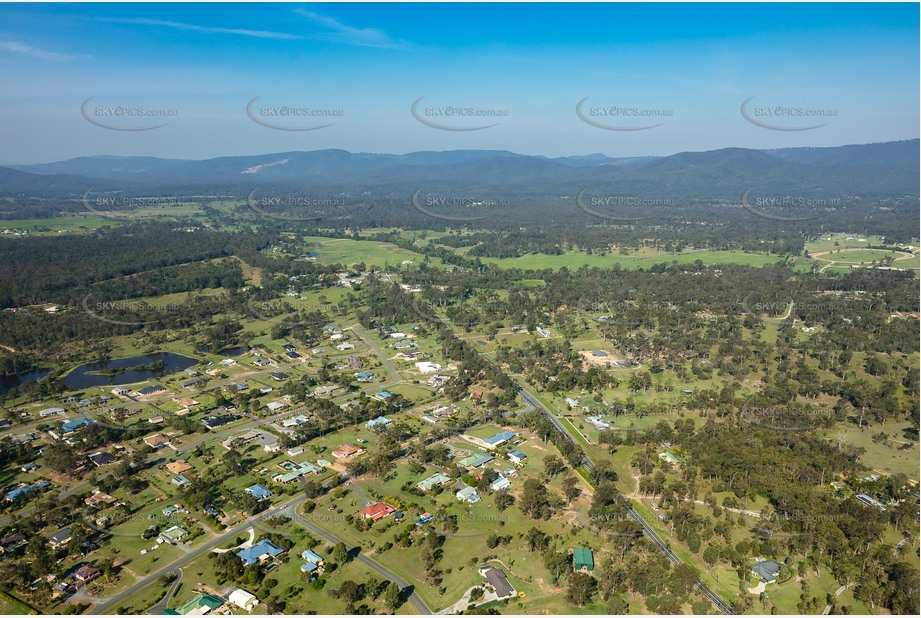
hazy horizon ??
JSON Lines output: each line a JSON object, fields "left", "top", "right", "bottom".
{"left": 1, "top": 2, "right": 918, "bottom": 164}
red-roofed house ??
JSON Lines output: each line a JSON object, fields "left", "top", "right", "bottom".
{"left": 471, "top": 390, "right": 483, "bottom": 401}
{"left": 361, "top": 502, "right": 395, "bottom": 522}
{"left": 332, "top": 444, "right": 364, "bottom": 459}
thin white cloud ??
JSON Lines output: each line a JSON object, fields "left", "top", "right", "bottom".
{"left": 295, "top": 9, "right": 408, "bottom": 50}
{"left": 100, "top": 17, "right": 301, "bottom": 40}
{"left": 0, "top": 40, "right": 80, "bottom": 61}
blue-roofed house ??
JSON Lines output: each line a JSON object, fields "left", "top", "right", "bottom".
{"left": 237, "top": 539, "right": 284, "bottom": 567}
{"left": 300, "top": 548, "right": 325, "bottom": 575}
{"left": 61, "top": 418, "right": 94, "bottom": 434}
{"left": 483, "top": 431, "right": 516, "bottom": 449}
{"left": 245, "top": 484, "right": 272, "bottom": 500}
{"left": 508, "top": 450, "right": 527, "bottom": 465}
{"left": 366, "top": 416, "right": 392, "bottom": 429}
{"left": 5, "top": 480, "right": 50, "bottom": 502}
{"left": 372, "top": 391, "right": 392, "bottom": 401}
{"left": 355, "top": 371, "right": 373, "bottom": 382}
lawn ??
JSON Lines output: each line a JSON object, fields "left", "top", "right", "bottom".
{"left": 819, "top": 420, "right": 920, "bottom": 480}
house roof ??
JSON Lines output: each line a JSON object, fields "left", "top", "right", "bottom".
{"left": 62, "top": 418, "right": 94, "bottom": 433}
{"left": 166, "top": 460, "right": 193, "bottom": 474}
{"left": 366, "top": 416, "right": 392, "bottom": 428}
{"left": 508, "top": 450, "right": 527, "bottom": 460}
{"left": 484, "top": 431, "right": 516, "bottom": 446}
{"left": 752, "top": 560, "right": 782, "bottom": 580}
{"left": 237, "top": 539, "right": 284, "bottom": 566}
{"left": 479, "top": 566, "right": 515, "bottom": 598}
{"left": 362, "top": 502, "right": 395, "bottom": 520}
{"left": 89, "top": 452, "right": 117, "bottom": 466}
{"left": 458, "top": 452, "right": 495, "bottom": 468}
{"left": 574, "top": 547, "right": 594, "bottom": 570}
{"left": 245, "top": 484, "right": 272, "bottom": 500}
{"left": 227, "top": 589, "right": 257, "bottom": 609}
{"left": 301, "top": 549, "right": 324, "bottom": 564}
{"left": 172, "top": 593, "right": 224, "bottom": 615}
{"left": 417, "top": 472, "right": 451, "bottom": 491}
{"left": 457, "top": 486, "right": 479, "bottom": 500}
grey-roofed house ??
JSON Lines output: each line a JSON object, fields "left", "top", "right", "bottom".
{"left": 478, "top": 566, "right": 516, "bottom": 599}
{"left": 751, "top": 560, "right": 782, "bottom": 584}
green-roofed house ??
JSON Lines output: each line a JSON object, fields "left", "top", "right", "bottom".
{"left": 457, "top": 452, "right": 495, "bottom": 469}
{"left": 574, "top": 547, "right": 594, "bottom": 572}
{"left": 416, "top": 472, "right": 452, "bottom": 492}
{"left": 163, "top": 593, "right": 224, "bottom": 615}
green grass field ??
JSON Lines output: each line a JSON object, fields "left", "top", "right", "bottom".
{"left": 474, "top": 249, "right": 786, "bottom": 271}
{"left": 302, "top": 236, "right": 433, "bottom": 269}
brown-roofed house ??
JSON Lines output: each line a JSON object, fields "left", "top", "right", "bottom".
{"left": 165, "top": 460, "right": 193, "bottom": 475}
{"left": 85, "top": 491, "right": 117, "bottom": 508}
{"left": 144, "top": 434, "right": 170, "bottom": 449}
{"left": 332, "top": 444, "right": 363, "bottom": 459}
{"left": 177, "top": 397, "right": 198, "bottom": 407}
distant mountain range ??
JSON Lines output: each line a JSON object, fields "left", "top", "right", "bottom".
{"left": 1, "top": 139, "right": 917, "bottom": 199}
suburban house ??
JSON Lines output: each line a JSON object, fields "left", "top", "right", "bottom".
{"left": 111, "top": 387, "right": 131, "bottom": 396}
{"left": 458, "top": 452, "right": 495, "bottom": 469}
{"left": 48, "top": 527, "right": 73, "bottom": 548}
{"left": 135, "top": 385, "right": 166, "bottom": 396}
{"left": 490, "top": 476, "right": 511, "bottom": 492}
{"left": 61, "top": 418, "right": 94, "bottom": 434}
{"left": 751, "top": 560, "right": 782, "bottom": 584}
{"left": 332, "top": 444, "right": 364, "bottom": 459}
{"left": 144, "top": 434, "right": 170, "bottom": 449}
{"left": 586, "top": 416, "right": 611, "bottom": 430}
{"left": 39, "top": 407, "right": 66, "bottom": 417}
{"left": 88, "top": 452, "right": 118, "bottom": 467}
{"left": 478, "top": 566, "right": 516, "bottom": 600}
{"left": 272, "top": 461, "right": 321, "bottom": 484}
{"left": 372, "top": 391, "right": 392, "bottom": 401}
{"left": 471, "top": 389, "right": 483, "bottom": 401}
{"left": 483, "top": 431, "right": 516, "bottom": 449}
{"left": 71, "top": 564, "right": 101, "bottom": 588}
{"left": 362, "top": 502, "right": 396, "bottom": 522}
{"left": 237, "top": 539, "right": 284, "bottom": 567}
{"left": 355, "top": 371, "right": 373, "bottom": 382}
{"left": 573, "top": 547, "right": 594, "bottom": 572}
{"left": 414, "top": 361, "right": 441, "bottom": 374}
{"left": 300, "top": 549, "right": 326, "bottom": 576}
{"left": 0, "top": 533, "right": 27, "bottom": 554}
{"left": 508, "top": 450, "right": 527, "bottom": 465}
{"left": 245, "top": 484, "right": 273, "bottom": 500}
{"left": 266, "top": 401, "right": 286, "bottom": 413}
{"left": 227, "top": 589, "right": 259, "bottom": 612}
{"left": 416, "top": 472, "right": 452, "bottom": 492}
{"left": 456, "top": 486, "right": 481, "bottom": 503}
{"left": 270, "top": 372, "right": 289, "bottom": 381}
{"left": 172, "top": 475, "right": 190, "bottom": 488}
{"left": 165, "top": 460, "right": 193, "bottom": 475}
{"left": 432, "top": 405, "right": 456, "bottom": 418}
{"left": 164, "top": 593, "right": 224, "bottom": 615}
{"left": 159, "top": 525, "right": 189, "bottom": 545}
{"left": 85, "top": 490, "right": 117, "bottom": 508}
{"left": 5, "top": 481, "right": 50, "bottom": 502}
{"left": 365, "top": 416, "right": 392, "bottom": 430}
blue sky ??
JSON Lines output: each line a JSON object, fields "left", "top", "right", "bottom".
{"left": 0, "top": 2, "right": 917, "bottom": 163}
